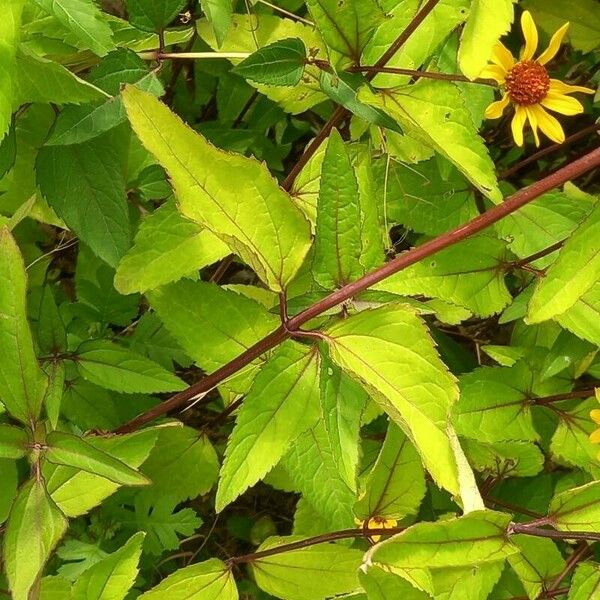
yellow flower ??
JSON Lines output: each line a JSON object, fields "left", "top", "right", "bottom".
{"left": 589, "top": 389, "right": 600, "bottom": 459}
{"left": 482, "top": 11, "right": 595, "bottom": 147}
{"left": 357, "top": 516, "right": 398, "bottom": 542}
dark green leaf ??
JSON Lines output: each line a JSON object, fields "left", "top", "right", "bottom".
{"left": 234, "top": 38, "right": 307, "bottom": 86}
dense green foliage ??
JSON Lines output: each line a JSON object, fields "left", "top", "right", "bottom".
{"left": 0, "top": 0, "right": 600, "bottom": 599}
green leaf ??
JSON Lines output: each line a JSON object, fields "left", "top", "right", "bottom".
{"left": 45, "top": 428, "right": 159, "bottom": 517}
{"left": 123, "top": 85, "right": 311, "bottom": 292}
{"left": 71, "top": 532, "right": 144, "bottom": 600}
{"left": 4, "top": 479, "right": 68, "bottom": 600}
{"left": 431, "top": 562, "right": 504, "bottom": 600}
{"left": 364, "top": 511, "right": 516, "bottom": 595}
{"left": 568, "top": 563, "right": 600, "bottom": 600}
{"left": 527, "top": 203, "right": 600, "bottom": 323}
{"left": 522, "top": 0, "right": 600, "bottom": 52}
{"left": 0, "top": 1, "right": 24, "bottom": 142}
{"left": 557, "top": 281, "right": 600, "bottom": 346}
{"left": 133, "top": 495, "right": 202, "bottom": 556}
{"left": 46, "top": 431, "right": 150, "bottom": 486}
{"left": 374, "top": 157, "right": 479, "bottom": 237}
{"left": 200, "top": 0, "right": 233, "bottom": 47}
{"left": 495, "top": 189, "right": 595, "bottom": 269}
{"left": 0, "top": 228, "right": 47, "bottom": 424}
{"left": 549, "top": 480, "right": 600, "bottom": 532}
{"left": 216, "top": 342, "right": 320, "bottom": 512}
{"left": 374, "top": 235, "right": 511, "bottom": 317}
{"left": 453, "top": 361, "right": 542, "bottom": 443}
{"left": 139, "top": 425, "right": 219, "bottom": 503}
{"left": 282, "top": 420, "right": 356, "bottom": 530}
{"left": 34, "top": 0, "right": 114, "bottom": 56}
{"left": 320, "top": 353, "right": 367, "bottom": 491}
{"left": 57, "top": 540, "right": 108, "bottom": 582}
{"left": 43, "top": 361, "right": 65, "bottom": 431}
{"left": 46, "top": 50, "right": 164, "bottom": 146}
{"left": 125, "top": 0, "right": 186, "bottom": 32}
{"left": 197, "top": 14, "right": 326, "bottom": 114}
{"left": 149, "top": 280, "right": 279, "bottom": 373}
{"left": 462, "top": 439, "right": 544, "bottom": 478}
{"left": 14, "top": 52, "right": 108, "bottom": 107}
{"left": 323, "top": 303, "right": 460, "bottom": 495}
{"left": 541, "top": 330, "right": 597, "bottom": 380}
{"left": 0, "top": 424, "right": 28, "bottom": 459}
{"left": 313, "top": 129, "right": 367, "bottom": 288}
{"left": 36, "top": 133, "right": 130, "bottom": 268}
{"left": 459, "top": 0, "right": 514, "bottom": 80}
{"left": 355, "top": 423, "right": 426, "bottom": 521}
{"left": 0, "top": 460, "right": 18, "bottom": 525}
{"left": 0, "top": 120, "right": 16, "bottom": 177}
{"left": 361, "top": 566, "right": 430, "bottom": 599}
{"left": 319, "top": 71, "right": 402, "bottom": 131}
{"left": 115, "top": 201, "right": 229, "bottom": 294}
{"left": 362, "top": 0, "right": 469, "bottom": 88}
{"left": 75, "top": 339, "right": 186, "bottom": 394}
{"left": 360, "top": 81, "right": 502, "bottom": 203}
{"left": 306, "top": 0, "right": 385, "bottom": 66}
{"left": 508, "top": 536, "right": 565, "bottom": 600}
{"left": 234, "top": 38, "right": 306, "bottom": 86}
{"left": 251, "top": 536, "right": 363, "bottom": 600}
{"left": 139, "top": 558, "right": 238, "bottom": 599}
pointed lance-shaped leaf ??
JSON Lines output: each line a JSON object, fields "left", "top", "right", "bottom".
{"left": 0, "top": 227, "right": 47, "bottom": 424}
{"left": 46, "top": 431, "right": 150, "bottom": 487}
{"left": 4, "top": 478, "right": 68, "bottom": 600}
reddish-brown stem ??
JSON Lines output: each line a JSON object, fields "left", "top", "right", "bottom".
{"left": 511, "top": 588, "right": 570, "bottom": 600}
{"left": 534, "top": 388, "right": 597, "bottom": 406}
{"left": 280, "top": 0, "right": 442, "bottom": 191}
{"left": 549, "top": 542, "right": 591, "bottom": 591}
{"left": 372, "top": 0, "right": 440, "bottom": 69}
{"left": 484, "top": 497, "right": 544, "bottom": 519}
{"left": 509, "top": 240, "right": 565, "bottom": 269}
{"left": 509, "top": 522, "right": 600, "bottom": 542}
{"left": 349, "top": 64, "right": 497, "bottom": 86}
{"left": 114, "top": 146, "right": 600, "bottom": 434}
{"left": 220, "top": 520, "right": 600, "bottom": 570}
{"left": 226, "top": 526, "right": 406, "bottom": 565}
{"left": 500, "top": 123, "right": 600, "bottom": 180}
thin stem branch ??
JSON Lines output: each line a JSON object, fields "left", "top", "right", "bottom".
{"left": 349, "top": 64, "right": 497, "bottom": 86}
{"left": 226, "top": 526, "right": 407, "bottom": 565}
{"left": 140, "top": 51, "right": 251, "bottom": 60}
{"left": 509, "top": 240, "right": 565, "bottom": 269}
{"left": 114, "top": 146, "right": 600, "bottom": 435}
{"left": 256, "top": 0, "right": 314, "bottom": 25}
{"left": 534, "top": 388, "right": 597, "bottom": 406}
{"left": 499, "top": 123, "right": 600, "bottom": 180}
{"left": 548, "top": 542, "right": 590, "bottom": 591}
{"left": 510, "top": 522, "right": 600, "bottom": 542}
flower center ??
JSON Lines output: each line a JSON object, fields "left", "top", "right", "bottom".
{"left": 505, "top": 60, "right": 550, "bottom": 105}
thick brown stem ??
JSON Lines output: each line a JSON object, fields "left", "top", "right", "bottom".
{"left": 114, "top": 146, "right": 600, "bottom": 434}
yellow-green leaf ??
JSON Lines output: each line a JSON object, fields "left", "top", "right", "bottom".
{"left": 123, "top": 86, "right": 311, "bottom": 292}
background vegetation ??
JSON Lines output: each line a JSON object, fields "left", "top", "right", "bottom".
{"left": 0, "top": 0, "right": 600, "bottom": 598}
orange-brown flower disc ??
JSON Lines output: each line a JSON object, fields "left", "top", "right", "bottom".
{"left": 505, "top": 60, "right": 550, "bottom": 105}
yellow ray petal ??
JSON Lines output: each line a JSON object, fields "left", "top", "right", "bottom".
{"left": 526, "top": 106, "right": 540, "bottom": 147}
{"left": 520, "top": 11, "right": 538, "bottom": 61}
{"left": 549, "top": 79, "right": 596, "bottom": 95}
{"left": 491, "top": 42, "right": 515, "bottom": 72}
{"left": 480, "top": 64, "right": 507, "bottom": 84}
{"left": 541, "top": 92, "right": 584, "bottom": 116}
{"left": 590, "top": 429, "right": 600, "bottom": 444}
{"left": 591, "top": 409, "right": 600, "bottom": 424}
{"left": 485, "top": 95, "right": 510, "bottom": 119}
{"left": 511, "top": 105, "right": 527, "bottom": 146}
{"left": 537, "top": 22, "right": 569, "bottom": 65}
{"left": 530, "top": 104, "right": 565, "bottom": 144}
